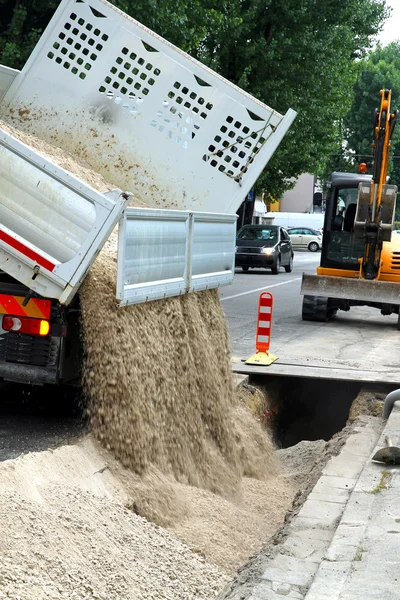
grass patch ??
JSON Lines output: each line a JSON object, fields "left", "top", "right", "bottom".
{"left": 354, "top": 545, "right": 366, "bottom": 561}
{"left": 370, "top": 470, "right": 392, "bottom": 494}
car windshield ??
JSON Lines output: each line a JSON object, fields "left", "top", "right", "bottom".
{"left": 237, "top": 227, "right": 278, "bottom": 242}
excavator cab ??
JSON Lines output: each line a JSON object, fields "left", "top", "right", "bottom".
{"left": 321, "top": 172, "right": 372, "bottom": 272}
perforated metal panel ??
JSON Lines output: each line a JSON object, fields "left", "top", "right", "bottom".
{"left": 1, "top": 0, "right": 296, "bottom": 214}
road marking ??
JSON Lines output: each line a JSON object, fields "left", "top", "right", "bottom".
{"left": 220, "top": 278, "right": 301, "bottom": 301}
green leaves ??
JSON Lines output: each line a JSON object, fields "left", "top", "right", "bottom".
{"left": 0, "top": 0, "right": 60, "bottom": 69}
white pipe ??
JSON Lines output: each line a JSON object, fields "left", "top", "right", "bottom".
{"left": 383, "top": 390, "right": 400, "bottom": 419}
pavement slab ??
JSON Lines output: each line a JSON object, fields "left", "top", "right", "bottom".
{"left": 247, "top": 414, "right": 382, "bottom": 600}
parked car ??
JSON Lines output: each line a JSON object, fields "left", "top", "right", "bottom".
{"left": 235, "top": 225, "right": 294, "bottom": 274}
{"left": 287, "top": 227, "right": 322, "bottom": 252}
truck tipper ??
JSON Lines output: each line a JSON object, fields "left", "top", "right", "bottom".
{"left": 0, "top": 0, "right": 296, "bottom": 386}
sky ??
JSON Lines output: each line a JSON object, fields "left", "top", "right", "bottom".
{"left": 377, "top": 0, "right": 400, "bottom": 45}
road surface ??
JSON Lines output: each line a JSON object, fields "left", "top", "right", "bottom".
{"left": 220, "top": 252, "right": 400, "bottom": 384}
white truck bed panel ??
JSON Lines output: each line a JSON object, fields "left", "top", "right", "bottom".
{"left": 117, "top": 208, "right": 236, "bottom": 305}
{"left": 0, "top": 127, "right": 128, "bottom": 304}
{"left": 1, "top": 0, "right": 296, "bottom": 214}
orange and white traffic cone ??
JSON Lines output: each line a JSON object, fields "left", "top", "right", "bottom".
{"left": 245, "top": 292, "right": 278, "bottom": 366}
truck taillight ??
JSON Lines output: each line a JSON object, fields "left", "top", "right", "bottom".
{"left": 2, "top": 315, "right": 51, "bottom": 336}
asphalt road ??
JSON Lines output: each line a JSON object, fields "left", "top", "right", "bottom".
{"left": 220, "top": 250, "right": 320, "bottom": 360}
{"left": 221, "top": 251, "right": 400, "bottom": 387}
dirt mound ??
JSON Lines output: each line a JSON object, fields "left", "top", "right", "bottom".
{"left": 348, "top": 388, "right": 385, "bottom": 421}
{"left": 0, "top": 438, "right": 227, "bottom": 600}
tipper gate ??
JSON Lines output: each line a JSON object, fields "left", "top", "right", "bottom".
{"left": 0, "top": 0, "right": 296, "bottom": 306}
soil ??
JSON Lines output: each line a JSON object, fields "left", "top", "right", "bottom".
{"left": 0, "top": 438, "right": 226, "bottom": 600}
{"left": 348, "top": 388, "right": 386, "bottom": 421}
{"left": 0, "top": 384, "right": 384, "bottom": 599}
{"left": 0, "top": 417, "right": 336, "bottom": 599}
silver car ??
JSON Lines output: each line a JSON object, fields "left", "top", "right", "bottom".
{"left": 287, "top": 227, "right": 322, "bottom": 252}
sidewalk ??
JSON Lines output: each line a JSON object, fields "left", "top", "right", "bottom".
{"left": 248, "top": 403, "right": 400, "bottom": 600}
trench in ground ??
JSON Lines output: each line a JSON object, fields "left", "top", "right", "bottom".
{"left": 248, "top": 374, "right": 395, "bottom": 448}
{"left": 0, "top": 374, "right": 396, "bottom": 461}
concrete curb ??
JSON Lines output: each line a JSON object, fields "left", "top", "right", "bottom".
{"left": 248, "top": 418, "right": 382, "bottom": 600}
{"left": 304, "top": 402, "right": 400, "bottom": 600}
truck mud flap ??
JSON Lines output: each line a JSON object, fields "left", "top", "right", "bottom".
{"left": 301, "top": 273, "right": 400, "bottom": 305}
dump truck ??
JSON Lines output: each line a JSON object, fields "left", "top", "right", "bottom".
{"left": 301, "top": 89, "right": 400, "bottom": 327}
{"left": 0, "top": 0, "right": 295, "bottom": 385}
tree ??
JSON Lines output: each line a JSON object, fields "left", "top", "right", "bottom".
{"left": 0, "top": 0, "right": 60, "bottom": 68}
{"left": 338, "top": 41, "right": 400, "bottom": 219}
{"left": 193, "top": 0, "right": 388, "bottom": 198}
{"left": 0, "top": 0, "right": 389, "bottom": 199}
{"left": 344, "top": 42, "right": 400, "bottom": 166}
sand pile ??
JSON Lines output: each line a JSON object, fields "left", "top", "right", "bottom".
{"left": 79, "top": 231, "right": 277, "bottom": 496}
{"left": 0, "top": 438, "right": 227, "bottom": 600}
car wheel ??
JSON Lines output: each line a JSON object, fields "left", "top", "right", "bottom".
{"left": 271, "top": 256, "right": 280, "bottom": 274}
{"left": 242, "top": 266, "right": 249, "bottom": 272}
{"left": 284, "top": 254, "right": 293, "bottom": 273}
{"left": 308, "top": 241, "right": 319, "bottom": 252}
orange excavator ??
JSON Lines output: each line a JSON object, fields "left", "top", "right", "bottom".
{"left": 301, "top": 89, "right": 400, "bottom": 326}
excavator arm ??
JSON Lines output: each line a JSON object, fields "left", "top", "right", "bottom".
{"left": 362, "top": 89, "right": 398, "bottom": 280}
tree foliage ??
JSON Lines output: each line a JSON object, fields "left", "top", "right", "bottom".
{"left": 337, "top": 42, "right": 400, "bottom": 218}
{"left": 0, "top": 0, "right": 60, "bottom": 68}
{"left": 342, "top": 42, "right": 400, "bottom": 184}
{"left": 195, "top": 0, "right": 388, "bottom": 199}
{"left": 0, "top": 0, "right": 389, "bottom": 199}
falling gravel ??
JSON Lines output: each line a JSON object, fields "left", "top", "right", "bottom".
{"left": 79, "top": 230, "right": 276, "bottom": 496}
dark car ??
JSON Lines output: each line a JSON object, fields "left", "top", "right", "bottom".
{"left": 235, "top": 225, "right": 294, "bottom": 274}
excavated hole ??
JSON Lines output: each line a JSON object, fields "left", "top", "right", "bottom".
{"left": 248, "top": 374, "right": 394, "bottom": 448}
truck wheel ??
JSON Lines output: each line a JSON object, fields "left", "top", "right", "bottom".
{"left": 302, "top": 295, "right": 336, "bottom": 321}
{"left": 308, "top": 241, "right": 319, "bottom": 252}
